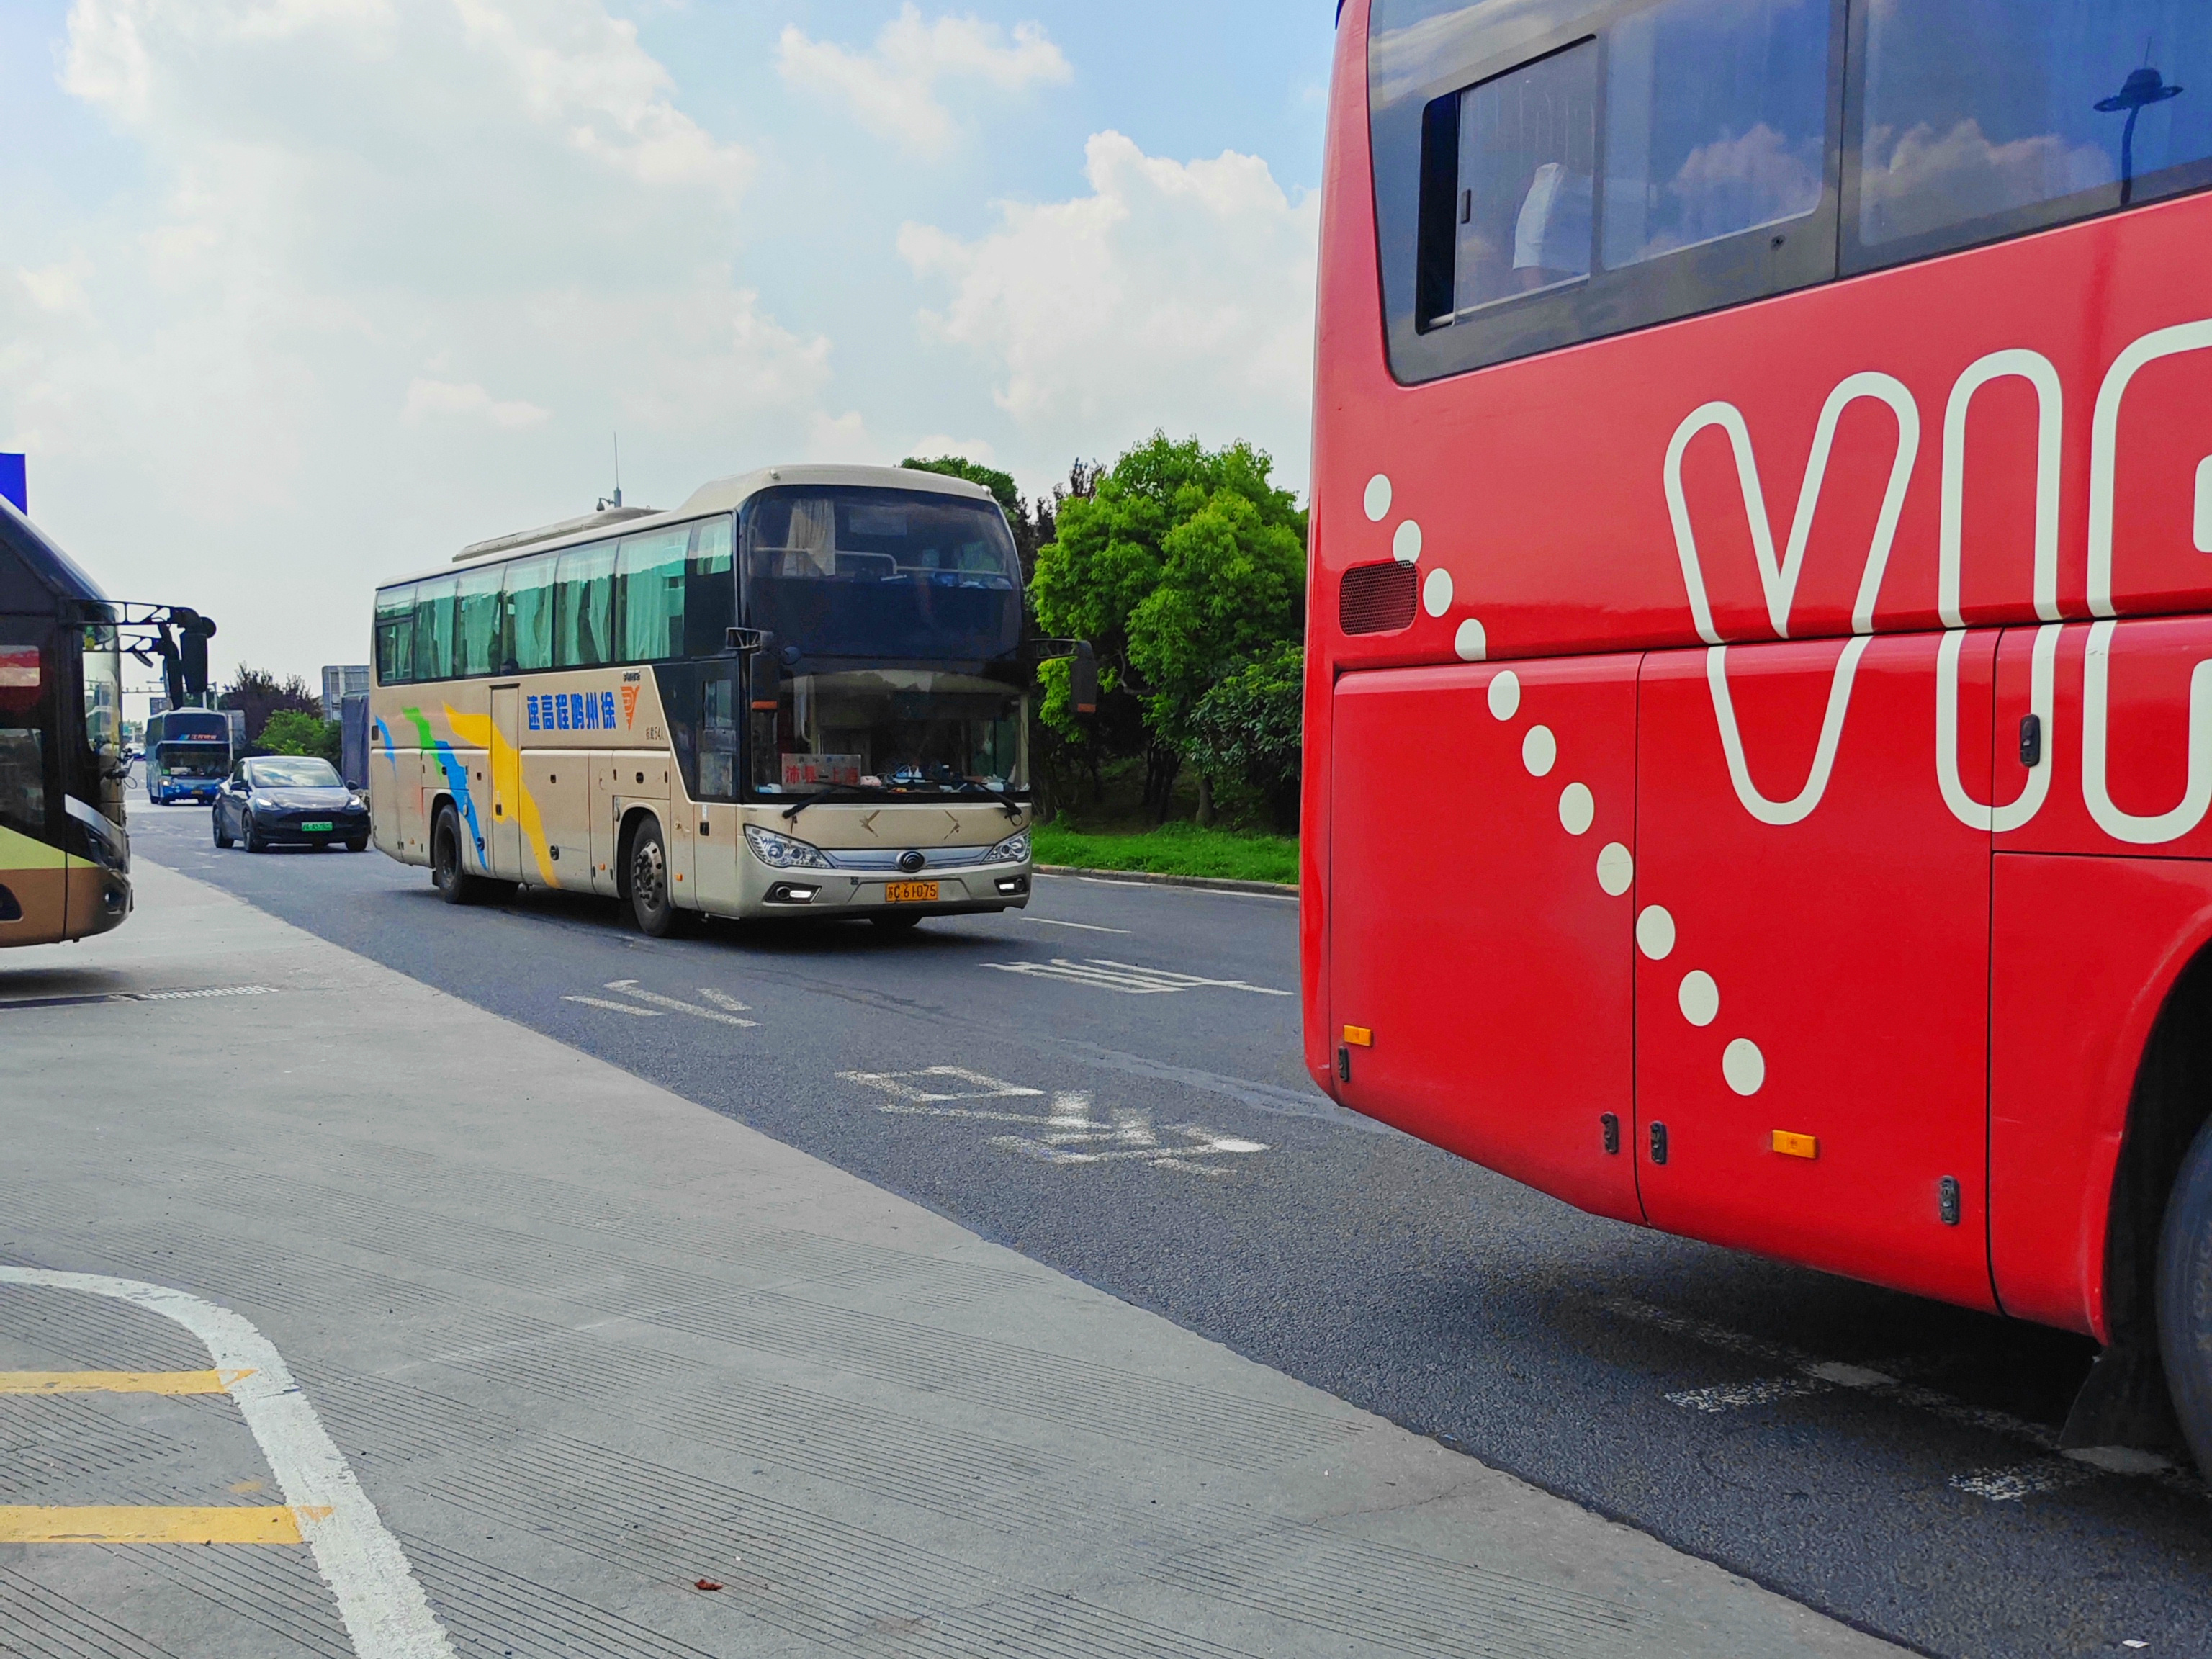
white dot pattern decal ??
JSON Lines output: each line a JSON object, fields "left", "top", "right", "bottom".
{"left": 1393, "top": 520, "right": 1423, "bottom": 563}
{"left": 1474, "top": 659, "right": 1778, "bottom": 1111}
{"left": 1678, "top": 970, "right": 1719, "bottom": 1027}
{"left": 1488, "top": 670, "right": 1521, "bottom": 721}
{"left": 1723, "top": 1038, "right": 1767, "bottom": 1097}
{"left": 1596, "top": 842, "right": 1634, "bottom": 895}
{"left": 1364, "top": 475, "right": 1393, "bottom": 523}
{"left": 1558, "top": 782, "right": 1594, "bottom": 836}
{"left": 1423, "top": 567, "right": 1454, "bottom": 617}
{"left": 1455, "top": 619, "right": 1487, "bottom": 661}
{"left": 1636, "top": 905, "right": 1676, "bottom": 961}
{"left": 1522, "top": 725, "right": 1557, "bottom": 778}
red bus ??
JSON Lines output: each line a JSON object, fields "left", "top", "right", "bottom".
{"left": 1305, "top": 0, "right": 2212, "bottom": 1470}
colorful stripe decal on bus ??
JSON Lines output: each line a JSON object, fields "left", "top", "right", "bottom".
{"left": 400, "top": 708, "right": 488, "bottom": 872}
{"left": 443, "top": 708, "right": 558, "bottom": 886}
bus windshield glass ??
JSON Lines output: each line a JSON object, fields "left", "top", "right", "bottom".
{"left": 156, "top": 745, "right": 228, "bottom": 779}
{"left": 750, "top": 670, "right": 1025, "bottom": 797}
{"left": 742, "top": 487, "right": 1022, "bottom": 662}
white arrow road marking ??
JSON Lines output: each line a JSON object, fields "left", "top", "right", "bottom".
{"left": 982, "top": 958, "right": 1291, "bottom": 996}
{"left": 587, "top": 981, "right": 759, "bottom": 1027}
{"left": 695, "top": 988, "right": 754, "bottom": 1015}
{"left": 836, "top": 1074, "right": 1268, "bottom": 1176}
{"left": 562, "top": 995, "right": 664, "bottom": 1017}
{"left": 0, "top": 1267, "right": 454, "bottom": 1658}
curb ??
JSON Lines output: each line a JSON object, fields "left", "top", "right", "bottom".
{"left": 1034, "top": 864, "right": 1299, "bottom": 899}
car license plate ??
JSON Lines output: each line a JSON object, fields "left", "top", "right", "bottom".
{"left": 302, "top": 821, "right": 334, "bottom": 832}
{"left": 884, "top": 880, "right": 939, "bottom": 904}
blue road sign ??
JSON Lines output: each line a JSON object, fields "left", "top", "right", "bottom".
{"left": 0, "top": 454, "right": 23, "bottom": 515}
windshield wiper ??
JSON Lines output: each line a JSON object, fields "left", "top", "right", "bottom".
{"left": 946, "top": 781, "right": 1024, "bottom": 822}
{"left": 780, "top": 783, "right": 891, "bottom": 823}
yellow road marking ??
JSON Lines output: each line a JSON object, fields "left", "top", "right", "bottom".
{"left": 0, "top": 1369, "right": 251, "bottom": 1395}
{"left": 0, "top": 1506, "right": 310, "bottom": 1544}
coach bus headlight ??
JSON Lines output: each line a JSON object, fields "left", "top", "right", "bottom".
{"left": 983, "top": 829, "right": 1030, "bottom": 865}
{"left": 745, "top": 824, "right": 832, "bottom": 871}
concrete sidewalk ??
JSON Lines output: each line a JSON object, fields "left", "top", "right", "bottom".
{"left": 0, "top": 859, "right": 1903, "bottom": 1658}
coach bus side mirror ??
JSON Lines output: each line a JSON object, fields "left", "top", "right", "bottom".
{"left": 725, "top": 627, "right": 775, "bottom": 656}
{"left": 1070, "top": 641, "right": 1098, "bottom": 716}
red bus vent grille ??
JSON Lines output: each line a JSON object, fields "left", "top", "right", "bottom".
{"left": 1339, "top": 561, "right": 1418, "bottom": 635}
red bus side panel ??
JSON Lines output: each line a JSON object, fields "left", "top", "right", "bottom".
{"left": 1328, "top": 659, "right": 1642, "bottom": 1225}
{"left": 1992, "top": 854, "right": 2212, "bottom": 1339}
{"left": 1634, "top": 634, "right": 1996, "bottom": 1310}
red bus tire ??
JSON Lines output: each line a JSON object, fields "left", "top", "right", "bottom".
{"left": 2155, "top": 1116, "right": 2212, "bottom": 1478}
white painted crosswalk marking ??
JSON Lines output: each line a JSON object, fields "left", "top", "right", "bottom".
{"left": 982, "top": 958, "right": 1291, "bottom": 996}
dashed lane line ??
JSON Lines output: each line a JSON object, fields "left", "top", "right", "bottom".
{"left": 1021, "top": 916, "right": 1134, "bottom": 935}
{"left": 0, "top": 1369, "right": 249, "bottom": 1395}
{"left": 0, "top": 1267, "right": 455, "bottom": 1658}
{"left": 983, "top": 958, "right": 1292, "bottom": 996}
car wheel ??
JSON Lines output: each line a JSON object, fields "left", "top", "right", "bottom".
{"left": 871, "top": 912, "right": 925, "bottom": 931}
{"left": 2158, "top": 1118, "right": 2212, "bottom": 1478}
{"left": 243, "top": 812, "right": 268, "bottom": 853}
{"left": 628, "top": 819, "right": 681, "bottom": 937}
{"left": 431, "top": 804, "right": 485, "bottom": 905}
{"left": 345, "top": 837, "right": 368, "bottom": 853}
{"left": 213, "top": 809, "right": 234, "bottom": 850}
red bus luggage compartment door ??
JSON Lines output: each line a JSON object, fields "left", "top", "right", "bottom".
{"left": 1634, "top": 634, "right": 1996, "bottom": 1310}
{"left": 1327, "top": 658, "right": 1642, "bottom": 1226}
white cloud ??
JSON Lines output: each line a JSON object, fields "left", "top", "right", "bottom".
{"left": 778, "top": 5, "right": 1071, "bottom": 158}
{"left": 403, "top": 377, "right": 550, "bottom": 429}
{"left": 899, "top": 130, "right": 1318, "bottom": 493}
{"left": 5, "top": 0, "right": 845, "bottom": 680}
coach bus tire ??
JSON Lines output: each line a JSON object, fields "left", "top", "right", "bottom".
{"left": 628, "top": 819, "right": 681, "bottom": 938}
{"left": 431, "top": 806, "right": 485, "bottom": 906}
{"left": 2156, "top": 1117, "right": 2212, "bottom": 1478}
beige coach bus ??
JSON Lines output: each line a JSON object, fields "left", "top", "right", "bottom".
{"left": 367, "top": 465, "right": 1082, "bottom": 934}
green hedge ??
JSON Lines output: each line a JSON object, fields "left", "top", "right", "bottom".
{"left": 1032, "top": 822, "right": 1298, "bottom": 886}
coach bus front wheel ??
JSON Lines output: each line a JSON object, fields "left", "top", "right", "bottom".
{"left": 628, "top": 819, "right": 683, "bottom": 938}
{"left": 431, "top": 804, "right": 489, "bottom": 907}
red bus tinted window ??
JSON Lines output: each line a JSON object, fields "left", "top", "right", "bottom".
{"left": 1848, "top": 1, "right": 2212, "bottom": 269}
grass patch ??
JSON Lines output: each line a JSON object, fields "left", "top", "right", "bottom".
{"left": 1032, "top": 821, "right": 1298, "bottom": 886}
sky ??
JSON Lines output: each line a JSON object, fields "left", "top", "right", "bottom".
{"left": 0, "top": 1, "right": 1339, "bottom": 691}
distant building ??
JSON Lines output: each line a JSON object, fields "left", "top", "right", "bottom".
{"left": 322, "top": 664, "right": 370, "bottom": 713}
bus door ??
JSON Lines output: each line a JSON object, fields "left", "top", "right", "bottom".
{"left": 1632, "top": 634, "right": 1997, "bottom": 1309}
{"left": 1327, "top": 658, "right": 1643, "bottom": 1225}
{"left": 489, "top": 683, "right": 522, "bottom": 880}
{"left": 0, "top": 618, "right": 63, "bottom": 944}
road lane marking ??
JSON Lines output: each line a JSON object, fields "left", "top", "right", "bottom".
{"left": 1022, "top": 916, "right": 1133, "bottom": 935}
{"left": 0, "top": 1504, "right": 311, "bottom": 1544}
{"left": 0, "top": 1369, "right": 251, "bottom": 1394}
{"left": 1059, "top": 874, "right": 1298, "bottom": 902}
{"left": 838, "top": 1071, "right": 1269, "bottom": 1176}
{"left": 562, "top": 995, "right": 665, "bottom": 1016}
{"left": 0, "top": 1267, "right": 455, "bottom": 1657}
{"left": 1664, "top": 1376, "right": 1822, "bottom": 1413}
{"left": 599, "top": 980, "right": 758, "bottom": 1026}
{"left": 982, "top": 958, "right": 1291, "bottom": 996}
{"left": 1948, "top": 1462, "right": 2098, "bottom": 1503}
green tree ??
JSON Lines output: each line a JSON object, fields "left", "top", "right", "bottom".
{"left": 224, "top": 667, "right": 320, "bottom": 748}
{"left": 1031, "top": 434, "right": 1305, "bottom": 820}
{"left": 1187, "top": 642, "right": 1304, "bottom": 831}
{"left": 258, "top": 709, "right": 341, "bottom": 764}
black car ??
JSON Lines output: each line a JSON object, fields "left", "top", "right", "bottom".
{"left": 213, "top": 756, "right": 371, "bottom": 853}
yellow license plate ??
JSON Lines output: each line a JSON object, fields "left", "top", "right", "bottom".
{"left": 884, "top": 880, "right": 939, "bottom": 904}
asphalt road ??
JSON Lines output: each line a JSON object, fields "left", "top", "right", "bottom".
{"left": 120, "top": 792, "right": 2212, "bottom": 1658}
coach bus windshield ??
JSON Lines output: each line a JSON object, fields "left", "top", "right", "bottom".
{"left": 742, "top": 487, "right": 1022, "bottom": 663}
{"left": 750, "top": 670, "right": 1025, "bottom": 798}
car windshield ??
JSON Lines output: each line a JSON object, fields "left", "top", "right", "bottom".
{"left": 158, "top": 747, "right": 228, "bottom": 778}
{"left": 249, "top": 758, "right": 341, "bottom": 788}
{"left": 750, "top": 669, "right": 1026, "bottom": 797}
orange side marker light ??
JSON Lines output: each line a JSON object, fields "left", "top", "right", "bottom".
{"left": 1771, "top": 1130, "right": 1818, "bottom": 1160}
{"left": 1341, "top": 1025, "right": 1373, "bottom": 1048}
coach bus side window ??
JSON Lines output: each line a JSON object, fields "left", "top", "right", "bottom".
{"left": 554, "top": 541, "right": 616, "bottom": 669}
{"left": 503, "top": 555, "right": 555, "bottom": 674}
{"left": 374, "top": 585, "right": 415, "bottom": 685}
{"left": 0, "top": 631, "right": 45, "bottom": 840}
{"left": 1849, "top": 1, "right": 2212, "bottom": 269}
{"left": 1602, "top": 0, "right": 1829, "bottom": 270}
{"left": 455, "top": 564, "right": 503, "bottom": 679}
{"left": 618, "top": 526, "right": 691, "bottom": 663}
{"left": 1437, "top": 41, "right": 1597, "bottom": 320}
{"left": 413, "top": 577, "right": 457, "bottom": 683}
{"left": 683, "top": 515, "right": 734, "bottom": 658}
